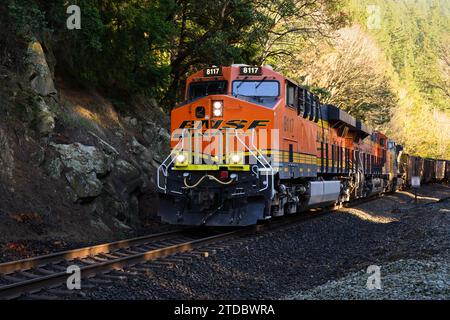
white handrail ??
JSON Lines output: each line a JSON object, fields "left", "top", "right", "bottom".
{"left": 157, "top": 129, "right": 188, "bottom": 192}
{"left": 250, "top": 130, "right": 275, "bottom": 198}
{"left": 233, "top": 130, "right": 274, "bottom": 197}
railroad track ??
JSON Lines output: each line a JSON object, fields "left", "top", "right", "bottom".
{"left": 2, "top": 191, "right": 439, "bottom": 300}
{"left": 0, "top": 227, "right": 244, "bottom": 300}
{"left": 0, "top": 208, "right": 332, "bottom": 300}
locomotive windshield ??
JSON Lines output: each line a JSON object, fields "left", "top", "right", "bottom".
{"left": 232, "top": 80, "right": 279, "bottom": 97}
{"left": 188, "top": 80, "right": 227, "bottom": 100}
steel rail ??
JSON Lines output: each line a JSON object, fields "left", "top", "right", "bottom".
{"left": 0, "top": 229, "right": 188, "bottom": 275}
{"left": 0, "top": 230, "right": 242, "bottom": 300}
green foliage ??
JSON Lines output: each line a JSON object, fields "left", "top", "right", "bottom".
{"left": 1, "top": 0, "right": 347, "bottom": 104}
{"left": 346, "top": 0, "right": 450, "bottom": 159}
{"left": 162, "top": 0, "right": 259, "bottom": 103}
{"left": 9, "top": 0, "right": 177, "bottom": 99}
{"left": 0, "top": 0, "right": 47, "bottom": 68}
{"left": 276, "top": 24, "right": 396, "bottom": 129}
{"left": 3, "top": 0, "right": 47, "bottom": 38}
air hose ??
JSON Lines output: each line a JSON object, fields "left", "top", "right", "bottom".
{"left": 183, "top": 175, "right": 234, "bottom": 188}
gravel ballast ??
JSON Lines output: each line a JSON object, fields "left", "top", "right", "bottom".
{"left": 286, "top": 253, "right": 450, "bottom": 300}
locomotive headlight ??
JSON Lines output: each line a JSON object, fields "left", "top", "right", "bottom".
{"left": 229, "top": 153, "right": 243, "bottom": 164}
{"left": 212, "top": 100, "right": 223, "bottom": 117}
{"left": 176, "top": 154, "right": 186, "bottom": 163}
{"left": 231, "top": 154, "right": 241, "bottom": 164}
{"left": 175, "top": 152, "right": 189, "bottom": 165}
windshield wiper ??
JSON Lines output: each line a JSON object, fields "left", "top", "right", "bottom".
{"left": 255, "top": 76, "right": 267, "bottom": 89}
{"left": 236, "top": 76, "right": 249, "bottom": 89}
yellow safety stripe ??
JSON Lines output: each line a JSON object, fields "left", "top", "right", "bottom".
{"left": 173, "top": 164, "right": 250, "bottom": 171}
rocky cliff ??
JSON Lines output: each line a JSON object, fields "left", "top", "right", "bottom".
{"left": 0, "top": 39, "right": 171, "bottom": 243}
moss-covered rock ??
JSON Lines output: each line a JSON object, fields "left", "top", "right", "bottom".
{"left": 25, "top": 41, "right": 57, "bottom": 97}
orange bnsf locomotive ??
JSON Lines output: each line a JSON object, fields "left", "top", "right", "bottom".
{"left": 156, "top": 65, "right": 442, "bottom": 226}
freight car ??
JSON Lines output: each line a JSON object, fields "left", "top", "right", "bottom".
{"left": 422, "top": 158, "right": 436, "bottom": 183}
{"left": 399, "top": 153, "right": 424, "bottom": 187}
{"left": 435, "top": 160, "right": 446, "bottom": 182}
{"left": 157, "top": 65, "right": 446, "bottom": 226}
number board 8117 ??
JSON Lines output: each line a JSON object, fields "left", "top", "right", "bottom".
{"left": 239, "top": 66, "right": 262, "bottom": 75}
{"left": 204, "top": 67, "right": 222, "bottom": 76}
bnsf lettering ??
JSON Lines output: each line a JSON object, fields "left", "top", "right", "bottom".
{"left": 179, "top": 120, "right": 269, "bottom": 130}
{"left": 248, "top": 119, "right": 270, "bottom": 129}
{"left": 211, "top": 119, "right": 223, "bottom": 129}
{"left": 222, "top": 119, "right": 248, "bottom": 129}
{"left": 179, "top": 120, "right": 208, "bottom": 129}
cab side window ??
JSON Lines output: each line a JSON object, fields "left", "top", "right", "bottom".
{"left": 303, "top": 90, "right": 311, "bottom": 119}
{"left": 310, "top": 97, "right": 316, "bottom": 121}
{"left": 314, "top": 96, "right": 320, "bottom": 123}
{"left": 298, "top": 87, "right": 305, "bottom": 115}
{"left": 286, "top": 82, "right": 298, "bottom": 109}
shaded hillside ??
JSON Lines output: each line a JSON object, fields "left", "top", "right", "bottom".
{"left": 347, "top": 0, "right": 450, "bottom": 158}
{"left": 0, "top": 38, "right": 171, "bottom": 243}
